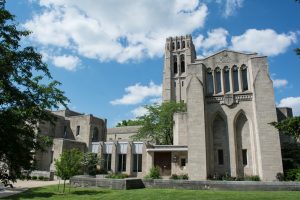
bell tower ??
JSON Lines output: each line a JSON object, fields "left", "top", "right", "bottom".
{"left": 162, "top": 35, "right": 196, "bottom": 102}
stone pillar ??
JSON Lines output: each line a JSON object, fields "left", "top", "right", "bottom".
{"left": 221, "top": 69, "right": 225, "bottom": 95}
{"left": 126, "top": 142, "right": 133, "bottom": 176}
{"left": 238, "top": 67, "right": 243, "bottom": 92}
{"left": 227, "top": 118, "right": 237, "bottom": 177}
{"left": 111, "top": 141, "right": 118, "bottom": 173}
{"left": 142, "top": 143, "right": 150, "bottom": 177}
{"left": 97, "top": 142, "right": 104, "bottom": 170}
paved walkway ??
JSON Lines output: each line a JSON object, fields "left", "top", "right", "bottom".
{"left": 0, "top": 180, "right": 63, "bottom": 198}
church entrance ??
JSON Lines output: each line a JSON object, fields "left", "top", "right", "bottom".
{"left": 154, "top": 152, "right": 171, "bottom": 176}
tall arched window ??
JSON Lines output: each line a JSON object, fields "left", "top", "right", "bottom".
{"left": 182, "top": 41, "right": 185, "bottom": 48}
{"left": 233, "top": 65, "right": 239, "bottom": 92}
{"left": 215, "top": 67, "right": 222, "bottom": 94}
{"left": 177, "top": 41, "right": 180, "bottom": 49}
{"left": 173, "top": 55, "right": 178, "bottom": 74}
{"left": 172, "top": 42, "right": 175, "bottom": 50}
{"left": 92, "top": 127, "right": 99, "bottom": 142}
{"left": 224, "top": 66, "right": 230, "bottom": 93}
{"left": 207, "top": 68, "right": 214, "bottom": 95}
{"left": 180, "top": 54, "right": 185, "bottom": 73}
{"left": 241, "top": 65, "right": 248, "bottom": 91}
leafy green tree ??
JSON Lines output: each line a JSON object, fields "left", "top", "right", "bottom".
{"left": 82, "top": 152, "right": 101, "bottom": 176}
{"left": 132, "top": 101, "right": 186, "bottom": 145}
{"left": 55, "top": 149, "right": 83, "bottom": 193}
{"left": 116, "top": 119, "right": 143, "bottom": 127}
{"left": 270, "top": 117, "right": 300, "bottom": 141}
{"left": 0, "top": 1, "right": 68, "bottom": 184}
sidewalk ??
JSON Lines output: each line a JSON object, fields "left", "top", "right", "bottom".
{"left": 0, "top": 180, "right": 62, "bottom": 198}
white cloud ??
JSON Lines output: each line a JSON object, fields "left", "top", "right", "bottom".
{"left": 110, "top": 81, "right": 162, "bottom": 105}
{"left": 273, "top": 79, "right": 288, "bottom": 89}
{"left": 216, "top": 0, "right": 244, "bottom": 17}
{"left": 52, "top": 55, "right": 80, "bottom": 71}
{"left": 278, "top": 97, "right": 300, "bottom": 116}
{"left": 230, "top": 29, "right": 297, "bottom": 56}
{"left": 25, "top": 0, "right": 208, "bottom": 63}
{"left": 131, "top": 106, "right": 149, "bottom": 118}
{"left": 194, "top": 28, "right": 229, "bottom": 56}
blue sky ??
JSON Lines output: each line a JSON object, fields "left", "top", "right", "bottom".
{"left": 7, "top": 0, "right": 300, "bottom": 127}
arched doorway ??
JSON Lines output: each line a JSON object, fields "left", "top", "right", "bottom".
{"left": 212, "top": 114, "right": 230, "bottom": 176}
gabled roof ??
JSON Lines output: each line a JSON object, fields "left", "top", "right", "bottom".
{"left": 196, "top": 49, "right": 258, "bottom": 61}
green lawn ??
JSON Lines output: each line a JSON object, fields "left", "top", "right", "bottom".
{"left": 3, "top": 185, "right": 300, "bottom": 200}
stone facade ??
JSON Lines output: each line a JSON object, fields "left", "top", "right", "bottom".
{"left": 34, "top": 109, "right": 107, "bottom": 171}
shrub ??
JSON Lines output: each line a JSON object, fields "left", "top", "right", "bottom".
{"left": 19, "top": 175, "right": 26, "bottom": 180}
{"left": 285, "top": 168, "right": 300, "bottom": 181}
{"left": 179, "top": 174, "right": 189, "bottom": 180}
{"left": 244, "top": 175, "right": 260, "bottom": 181}
{"left": 32, "top": 176, "right": 37, "bottom": 180}
{"left": 276, "top": 172, "right": 284, "bottom": 181}
{"left": 38, "top": 176, "right": 44, "bottom": 180}
{"left": 26, "top": 175, "right": 31, "bottom": 180}
{"left": 105, "top": 173, "right": 129, "bottom": 179}
{"left": 170, "top": 174, "right": 178, "bottom": 180}
{"left": 43, "top": 177, "right": 50, "bottom": 181}
{"left": 146, "top": 166, "right": 161, "bottom": 179}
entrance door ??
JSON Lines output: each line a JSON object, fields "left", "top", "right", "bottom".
{"left": 154, "top": 152, "right": 171, "bottom": 176}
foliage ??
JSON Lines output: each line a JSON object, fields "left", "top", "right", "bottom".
{"left": 276, "top": 172, "right": 284, "bottom": 181}
{"left": 32, "top": 176, "right": 37, "bottom": 180}
{"left": 145, "top": 166, "right": 161, "bottom": 179}
{"left": 244, "top": 175, "right": 260, "bottom": 181}
{"left": 55, "top": 149, "right": 83, "bottom": 193}
{"left": 132, "top": 101, "right": 186, "bottom": 145}
{"left": 105, "top": 173, "right": 129, "bottom": 179}
{"left": 38, "top": 176, "right": 44, "bottom": 180}
{"left": 281, "top": 143, "right": 300, "bottom": 171}
{"left": 285, "top": 168, "right": 300, "bottom": 181}
{"left": 7, "top": 184, "right": 300, "bottom": 200}
{"left": 270, "top": 117, "right": 300, "bottom": 141}
{"left": 81, "top": 153, "right": 101, "bottom": 176}
{"left": 0, "top": 1, "right": 69, "bottom": 184}
{"left": 170, "top": 174, "right": 189, "bottom": 180}
{"left": 116, "top": 119, "right": 143, "bottom": 127}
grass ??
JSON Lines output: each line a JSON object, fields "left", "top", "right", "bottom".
{"left": 3, "top": 185, "right": 300, "bottom": 200}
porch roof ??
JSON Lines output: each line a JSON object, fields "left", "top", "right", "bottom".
{"left": 146, "top": 145, "right": 188, "bottom": 152}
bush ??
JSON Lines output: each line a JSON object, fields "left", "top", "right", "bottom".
{"left": 179, "top": 174, "right": 189, "bottom": 180}
{"left": 285, "top": 168, "right": 300, "bottom": 181}
{"left": 32, "top": 176, "right": 37, "bottom": 180}
{"left": 244, "top": 175, "right": 260, "bottom": 181}
{"left": 19, "top": 174, "right": 26, "bottom": 180}
{"left": 43, "top": 177, "right": 50, "bottom": 181}
{"left": 276, "top": 172, "right": 284, "bottom": 181}
{"left": 105, "top": 173, "right": 129, "bottom": 179}
{"left": 26, "top": 175, "right": 31, "bottom": 180}
{"left": 38, "top": 176, "right": 44, "bottom": 180}
{"left": 170, "top": 174, "right": 178, "bottom": 180}
{"left": 145, "top": 166, "right": 161, "bottom": 179}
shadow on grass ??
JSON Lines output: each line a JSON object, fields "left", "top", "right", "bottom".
{"left": 71, "top": 190, "right": 110, "bottom": 195}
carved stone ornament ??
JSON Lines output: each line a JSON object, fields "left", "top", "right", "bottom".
{"left": 217, "top": 52, "right": 232, "bottom": 63}
{"left": 221, "top": 94, "right": 238, "bottom": 107}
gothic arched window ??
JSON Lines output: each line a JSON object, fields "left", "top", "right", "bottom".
{"left": 182, "top": 41, "right": 185, "bottom": 48}
{"left": 177, "top": 41, "right": 180, "bottom": 49}
{"left": 241, "top": 65, "right": 248, "bottom": 91}
{"left": 233, "top": 65, "right": 239, "bottom": 92}
{"left": 92, "top": 127, "right": 99, "bottom": 142}
{"left": 173, "top": 55, "right": 178, "bottom": 74}
{"left": 215, "top": 67, "right": 222, "bottom": 94}
{"left": 224, "top": 66, "right": 230, "bottom": 93}
{"left": 207, "top": 68, "right": 214, "bottom": 95}
{"left": 172, "top": 42, "right": 175, "bottom": 50}
{"left": 180, "top": 54, "right": 185, "bottom": 73}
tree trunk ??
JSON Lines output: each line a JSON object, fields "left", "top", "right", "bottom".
{"left": 63, "top": 179, "right": 66, "bottom": 193}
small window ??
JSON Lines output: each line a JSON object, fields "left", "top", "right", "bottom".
{"left": 172, "top": 42, "right": 175, "bottom": 50}
{"left": 174, "top": 81, "right": 176, "bottom": 87}
{"left": 241, "top": 65, "right": 248, "bottom": 91}
{"left": 182, "top": 41, "right": 185, "bottom": 48}
{"left": 76, "top": 125, "right": 80, "bottom": 136}
{"left": 104, "top": 154, "right": 112, "bottom": 171}
{"left": 63, "top": 126, "right": 67, "bottom": 138}
{"left": 181, "top": 158, "right": 186, "bottom": 167}
{"left": 50, "top": 151, "right": 54, "bottom": 163}
{"left": 233, "top": 65, "right": 239, "bottom": 92}
{"left": 180, "top": 54, "right": 185, "bottom": 73}
{"left": 242, "top": 149, "right": 247, "bottom": 165}
{"left": 118, "top": 154, "right": 127, "bottom": 172}
{"left": 182, "top": 81, "right": 184, "bottom": 87}
{"left": 218, "top": 149, "right": 224, "bottom": 165}
{"left": 224, "top": 66, "right": 230, "bottom": 93}
{"left": 133, "top": 154, "right": 142, "bottom": 172}
{"left": 177, "top": 41, "right": 180, "bottom": 49}
{"left": 207, "top": 68, "right": 214, "bottom": 95}
{"left": 215, "top": 67, "right": 222, "bottom": 93}
{"left": 173, "top": 55, "right": 178, "bottom": 74}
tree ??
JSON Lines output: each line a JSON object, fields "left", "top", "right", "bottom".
{"left": 0, "top": 1, "right": 68, "bottom": 184}
{"left": 270, "top": 116, "right": 300, "bottom": 141}
{"left": 55, "top": 149, "right": 83, "bottom": 193}
{"left": 82, "top": 152, "right": 101, "bottom": 176}
{"left": 132, "top": 101, "right": 186, "bottom": 145}
{"left": 116, "top": 119, "right": 143, "bottom": 127}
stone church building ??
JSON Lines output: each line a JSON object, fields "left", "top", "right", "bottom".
{"left": 35, "top": 35, "right": 293, "bottom": 181}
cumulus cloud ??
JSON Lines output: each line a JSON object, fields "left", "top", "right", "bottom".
{"left": 52, "top": 55, "right": 81, "bottom": 71}
{"left": 24, "top": 0, "right": 208, "bottom": 63}
{"left": 278, "top": 97, "right": 300, "bottom": 116}
{"left": 131, "top": 106, "right": 149, "bottom": 118}
{"left": 273, "top": 79, "right": 288, "bottom": 89}
{"left": 110, "top": 81, "right": 162, "bottom": 105}
{"left": 230, "top": 29, "right": 297, "bottom": 56}
{"left": 194, "top": 28, "right": 229, "bottom": 56}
